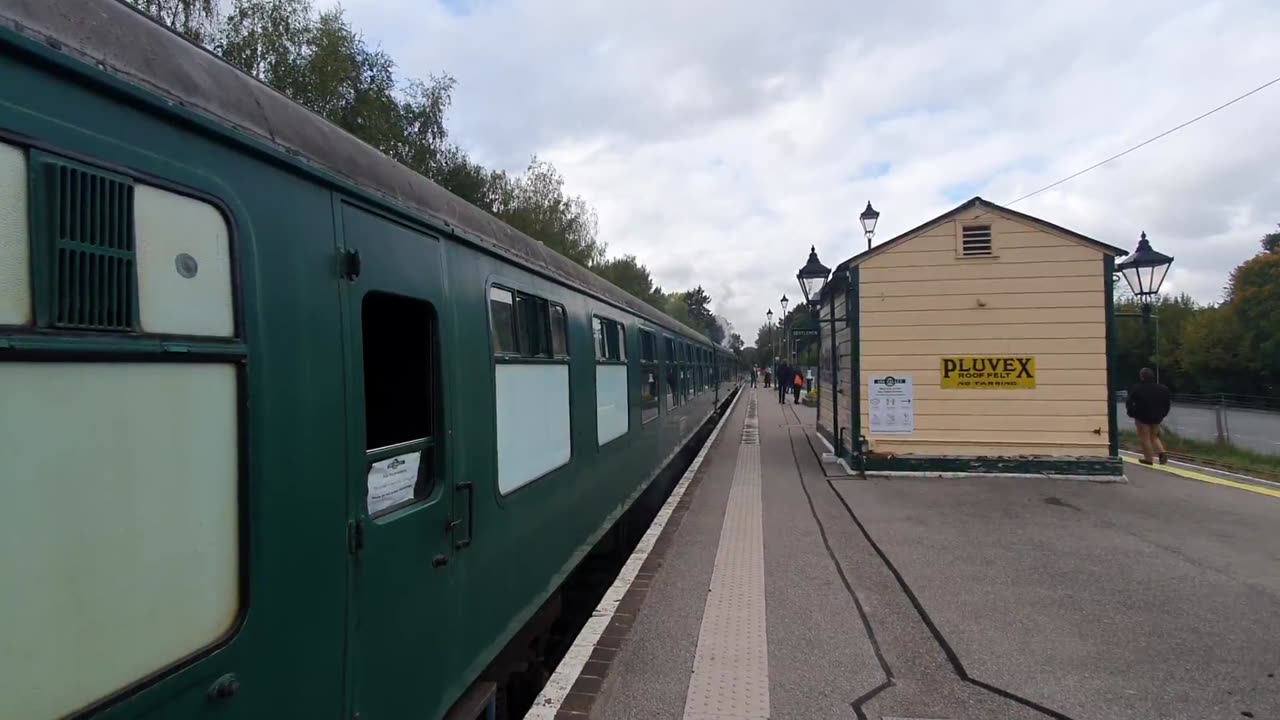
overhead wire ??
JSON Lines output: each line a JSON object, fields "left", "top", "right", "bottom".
{"left": 1005, "top": 74, "right": 1280, "bottom": 206}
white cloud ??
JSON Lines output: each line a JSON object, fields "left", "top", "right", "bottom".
{"left": 332, "top": 0, "right": 1280, "bottom": 336}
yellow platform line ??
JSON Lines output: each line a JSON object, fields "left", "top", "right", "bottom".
{"left": 1123, "top": 456, "right": 1280, "bottom": 499}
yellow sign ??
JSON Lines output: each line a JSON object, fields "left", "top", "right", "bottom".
{"left": 940, "top": 356, "right": 1036, "bottom": 389}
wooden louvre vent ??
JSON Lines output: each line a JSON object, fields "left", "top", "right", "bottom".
{"left": 35, "top": 154, "right": 138, "bottom": 331}
{"left": 960, "top": 223, "right": 993, "bottom": 257}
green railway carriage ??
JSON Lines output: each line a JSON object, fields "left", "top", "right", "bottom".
{"left": 0, "top": 2, "right": 736, "bottom": 718}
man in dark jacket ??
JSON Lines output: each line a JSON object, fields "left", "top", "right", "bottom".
{"left": 775, "top": 359, "right": 791, "bottom": 404}
{"left": 1125, "top": 367, "right": 1172, "bottom": 465}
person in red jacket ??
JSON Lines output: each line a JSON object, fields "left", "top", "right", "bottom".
{"left": 1125, "top": 367, "right": 1172, "bottom": 465}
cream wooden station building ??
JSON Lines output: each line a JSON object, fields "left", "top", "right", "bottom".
{"left": 810, "top": 197, "right": 1128, "bottom": 478}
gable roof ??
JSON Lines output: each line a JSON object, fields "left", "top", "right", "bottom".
{"left": 832, "top": 196, "right": 1128, "bottom": 275}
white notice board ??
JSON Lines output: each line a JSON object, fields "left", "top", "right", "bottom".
{"left": 367, "top": 451, "right": 421, "bottom": 515}
{"left": 868, "top": 375, "right": 914, "bottom": 434}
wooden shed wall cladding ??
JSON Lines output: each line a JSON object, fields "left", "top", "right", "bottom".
{"left": 816, "top": 197, "right": 1127, "bottom": 478}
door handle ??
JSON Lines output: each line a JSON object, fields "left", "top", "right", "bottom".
{"left": 451, "top": 481, "right": 474, "bottom": 550}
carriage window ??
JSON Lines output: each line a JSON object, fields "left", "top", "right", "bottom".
{"left": 550, "top": 304, "right": 568, "bottom": 357}
{"left": 608, "top": 321, "right": 625, "bottom": 361}
{"left": 639, "top": 329, "right": 659, "bottom": 423}
{"left": 594, "top": 316, "right": 625, "bottom": 362}
{"left": 0, "top": 142, "right": 31, "bottom": 325}
{"left": 136, "top": 184, "right": 234, "bottom": 337}
{"left": 595, "top": 316, "right": 629, "bottom": 444}
{"left": 516, "top": 293, "right": 549, "bottom": 357}
{"left": 489, "top": 287, "right": 516, "bottom": 354}
{"left": 492, "top": 288, "right": 570, "bottom": 490}
{"left": 493, "top": 286, "right": 564, "bottom": 360}
{"left": 664, "top": 336, "right": 681, "bottom": 407}
{"left": 363, "top": 292, "right": 436, "bottom": 515}
{"left": 363, "top": 291, "right": 434, "bottom": 450}
{"left": 640, "top": 330, "right": 657, "bottom": 362}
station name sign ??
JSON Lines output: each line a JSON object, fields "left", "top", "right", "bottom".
{"left": 940, "top": 356, "right": 1036, "bottom": 389}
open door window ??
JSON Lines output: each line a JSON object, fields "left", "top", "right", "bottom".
{"left": 361, "top": 290, "right": 438, "bottom": 516}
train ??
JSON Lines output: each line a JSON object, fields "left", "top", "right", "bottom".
{"left": 0, "top": 2, "right": 736, "bottom": 718}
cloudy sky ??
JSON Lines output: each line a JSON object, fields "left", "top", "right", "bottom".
{"left": 331, "top": 0, "right": 1279, "bottom": 340}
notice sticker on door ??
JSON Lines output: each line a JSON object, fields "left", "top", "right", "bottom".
{"left": 367, "top": 452, "right": 421, "bottom": 515}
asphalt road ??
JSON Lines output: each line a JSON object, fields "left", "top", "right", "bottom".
{"left": 1117, "top": 401, "right": 1280, "bottom": 455}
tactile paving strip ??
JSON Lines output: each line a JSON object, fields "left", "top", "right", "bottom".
{"left": 682, "top": 392, "right": 769, "bottom": 719}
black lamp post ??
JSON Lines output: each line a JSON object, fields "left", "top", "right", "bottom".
{"left": 796, "top": 245, "right": 851, "bottom": 455}
{"left": 780, "top": 294, "right": 790, "bottom": 361}
{"left": 766, "top": 308, "right": 774, "bottom": 366}
{"left": 860, "top": 201, "right": 880, "bottom": 250}
{"left": 1115, "top": 231, "right": 1174, "bottom": 319}
{"left": 798, "top": 245, "right": 831, "bottom": 308}
{"left": 1114, "top": 231, "right": 1175, "bottom": 386}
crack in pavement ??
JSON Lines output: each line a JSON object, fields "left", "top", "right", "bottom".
{"left": 783, "top": 405, "right": 1074, "bottom": 720}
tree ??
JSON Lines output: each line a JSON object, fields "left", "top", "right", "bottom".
{"left": 728, "top": 332, "right": 745, "bottom": 353}
{"left": 661, "top": 293, "right": 695, "bottom": 328}
{"left": 1262, "top": 224, "right": 1280, "bottom": 255}
{"left": 754, "top": 322, "right": 778, "bottom": 364}
{"left": 593, "top": 255, "right": 664, "bottom": 308}
{"left": 393, "top": 76, "right": 457, "bottom": 177}
{"left": 1113, "top": 293, "right": 1200, "bottom": 394}
{"left": 1180, "top": 306, "right": 1251, "bottom": 394}
{"left": 1223, "top": 249, "right": 1280, "bottom": 393}
{"left": 217, "top": 0, "right": 313, "bottom": 90}
{"left": 676, "top": 286, "right": 726, "bottom": 343}
{"left": 494, "top": 157, "right": 606, "bottom": 268}
{"left": 131, "top": 0, "right": 219, "bottom": 43}
{"left": 433, "top": 145, "right": 506, "bottom": 212}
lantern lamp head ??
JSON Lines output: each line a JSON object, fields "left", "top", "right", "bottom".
{"left": 1115, "top": 231, "right": 1174, "bottom": 300}
{"left": 796, "top": 245, "right": 832, "bottom": 308}
{"left": 859, "top": 201, "right": 880, "bottom": 237}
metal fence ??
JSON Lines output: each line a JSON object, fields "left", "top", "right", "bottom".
{"left": 1171, "top": 393, "right": 1280, "bottom": 412}
{"left": 1116, "top": 392, "right": 1280, "bottom": 455}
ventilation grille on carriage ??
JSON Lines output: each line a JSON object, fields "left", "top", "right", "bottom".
{"left": 43, "top": 159, "right": 138, "bottom": 331}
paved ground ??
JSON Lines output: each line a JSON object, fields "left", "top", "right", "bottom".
{"left": 1116, "top": 401, "right": 1280, "bottom": 455}
{"left": 586, "top": 389, "right": 1280, "bottom": 719}
{"left": 836, "top": 460, "right": 1280, "bottom": 719}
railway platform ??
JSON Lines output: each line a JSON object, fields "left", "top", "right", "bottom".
{"left": 525, "top": 387, "right": 1280, "bottom": 720}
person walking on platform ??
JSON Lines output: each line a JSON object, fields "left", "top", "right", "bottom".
{"left": 805, "top": 367, "right": 814, "bottom": 393}
{"left": 1126, "top": 367, "right": 1172, "bottom": 465}
{"left": 792, "top": 371, "right": 803, "bottom": 404}
{"left": 750, "top": 366, "right": 758, "bottom": 388}
{"left": 775, "top": 359, "right": 791, "bottom": 404}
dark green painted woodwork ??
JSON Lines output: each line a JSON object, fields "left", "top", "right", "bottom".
{"left": 0, "top": 27, "right": 731, "bottom": 720}
{"left": 337, "top": 203, "right": 457, "bottom": 720}
{"left": 862, "top": 455, "right": 1124, "bottom": 477}
{"left": 848, "top": 266, "right": 860, "bottom": 458}
{"left": 1104, "top": 255, "right": 1119, "bottom": 457}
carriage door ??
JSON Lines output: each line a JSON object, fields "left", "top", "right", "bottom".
{"left": 339, "top": 204, "right": 460, "bottom": 720}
